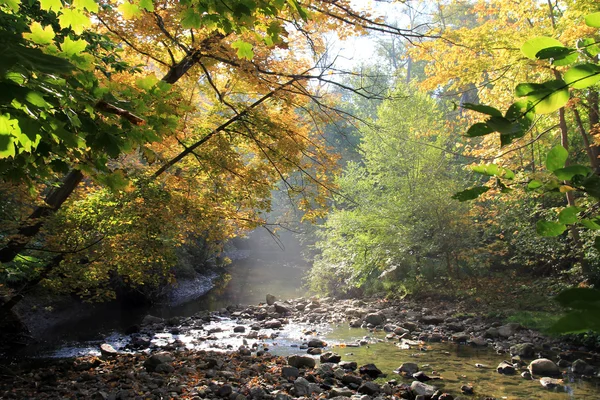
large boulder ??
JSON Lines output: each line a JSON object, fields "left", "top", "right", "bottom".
{"left": 357, "top": 382, "right": 381, "bottom": 395}
{"left": 274, "top": 302, "right": 291, "bottom": 314}
{"left": 498, "top": 323, "right": 521, "bottom": 338}
{"left": 320, "top": 352, "right": 341, "bottom": 363}
{"left": 266, "top": 294, "right": 276, "bottom": 305}
{"left": 510, "top": 343, "right": 535, "bottom": 358}
{"left": 288, "top": 355, "right": 316, "bottom": 369}
{"left": 410, "top": 381, "right": 437, "bottom": 397}
{"left": 572, "top": 359, "right": 595, "bottom": 375}
{"left": 528, "top": 358, "right": 561, "bottom": 377}
{"left": 359, "top": 363, "right": 382, "bottom": 378}
{"left": 396, "top": 362, "right": 419, "bottom": 376}
{"left": 497, "top": 361, "right": 516, "bottom": 375}
{"left": 264, "top": 319, "right": 282, "bottom": 329}
{"left": 364, "top": 312, "right": 386, "bottom": 326}
{"left": 143, "top": 352, "right": 174, "bottom": 372}
{"left": 307, "top": 338, "right": 327, "bottom": 348}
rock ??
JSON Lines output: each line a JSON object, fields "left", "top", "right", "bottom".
{"left": 307, "top": 338, "right": 327, "bottom": 348}
{"left": 412, "top": 371, "right": 432, "bottom": 382}
{"left": 330, "top": 388, "right": 354, "bottom": 397}
{"left": 572, "top": 359, "right": 595, "bottom": 375}
{"left": 437, "top": 393, "right": 454, "bottom": 400}
{"left": 320, "top": 352, "right": 341, "bottom": 363}
{"left": 510, "top": 343, "right": 535, "bottom": 358}
{"left": 396, "top": 362, "right": 419, "bottom": 376}
{"left": 468, "top": 337, "right": 487, "bottom": 347}
{"left": 410, "top": 381, "right": 437, "bottom": 397}
{"left": 217, "top": 385, "right": 233, "bottom": 397}
{"left": 359, "top": 363, "right": 382, "bottom": 378}
{"left": 264, "top": 319, "right": 282, "bottom": 329}
{"left": 451, "top": 332, "right": 470, "bottom": 343}
{"left": 288, "top": 354, "right": 316, "bottom": 369}
{"left": 364, "top": 313, "right": 386, "bottom": 326}
{"left": 339, "top": 361, "right": 358, "bottom": 371}
{"left": 539, "top": 377, "right": 564, "bottom": 389}
{"left": 141, "top": 315, "right": 163, "bottom": 325}
{"left": 144, "top": 352, "right": 174, "bottom": 372}
{"left": 521, "top": 371, "right": 532, "bottom": 379}
{"left": 274, "top": 302, "right": 291, "bottom": 314}
{"left": 402, "top": 321, "right": 418, "bottom": 332}
{"left": 155, "top": 363, "right": 175, "bottom": 373}
{"left": 282, "top": 366, "right": 300, "bottom": 379}
{"left": 497, "top": 361, "right": 516, "bottom": 375}
{"left": 341, "top": 374, "right": 363, "bottom": 386}
{"left": 233, "top": 326, "right": 246, "bottom": 333}
{"left": 294, "top": 377, "right": 311, "bottom": 396}
{"left": 484, "top": 327, "right": 499, "bottom": 338}
{"left": 460, "top": 385, "right": 473, "bottom": 395}
{"left": 394, "top": 326, "right": 409, "bottom": 335}
{"left": 420, "top": 316, "right": 444, "bottom": 324}
{"left": 266, "top": 294, "right": 276, "bottom": 305}
{"left": 307, "top": 347, "right": 322, "bottom": 355}
{"left": 358, "top": 382, "right": 381, "bottom": 395}
{"left": 99, "top": 343, "right": 118, "bottom": 357}
{"left": 528, "top": 358, "right": 561, "bottom": 377}
{"left": 498, "top": 323, "right": 521, "bottom": 338}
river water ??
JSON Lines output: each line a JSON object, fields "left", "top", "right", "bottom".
{"left": 20, "top": 230, "right": 600, "bottom": 399}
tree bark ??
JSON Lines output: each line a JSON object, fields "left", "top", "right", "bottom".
{"left": 0, "top": 170, "right": 83, "bottom": 263}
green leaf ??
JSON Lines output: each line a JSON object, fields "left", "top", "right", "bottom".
{"left": 585, "top": 12, "right": 600, "bottom": 28}
{"left": 138, "top": 0, "right": 153, "bottom": 12}
{"left": 521, "top": 36, "right": 563, "bottom": 60}
{"left": 231, "top": 40, "right": 254, "bottom": 60}
{"left": 61, "top": 37, "right": 87, "bottom": 56}
{"left": 25, "top": 91, "right": 49, "bottom": 108}
{"left": 564, "top": 64, "right": 600, "bottom": 89}
{"left": 24, "top": 22, "right": 55, "bottom": 45}
{"left": 117, "top": 2, "right": 140, "bottom": 19}
{"left": 555, "top": 288, "right": 600, "bottom": 309}
{"left": 466, "top": 122, "right": 494, "bottom": 137}
{"left": 515, "top": 83, "right": 545, "bottom": 97}
{"left": 181, "top": 9, "right": 201, "bottom": 28}
{"left": 136, "top": 74, "right": 159, "bottom": 90}
{"left": 527, "top": 86, "right": 569, "bottom": 114}
{"left": 536, "top": 220, "right": 567, "bottom": 237}
{"left": 451, "top": 186, "right": 489, "bottom": 202}
{"left": 553, "top": 165, "right": 591, "bottom": 180}
{"left": 546, "top": 145, "right": 568, "bottom": 172}
{"left": 527, "top": 180, "right": 543, "bottom": 189}
{"left": 461, "top": 103, "right": 502, "bottom": 117}
{"left": 581, "top": 218, "right": 600, "bottom": 230}
{"left": 534, "top": 46, "right": 575, "bottom": 64}
{"left": 73, "top": 0, "right": 98, "bottom": 13}
{"left": 98, "top": 170, "right": 129, "bottom": 192}
{"left": 58, "top": 8, "right": 92, "bottom": 34}
{"left": 581, "top": 174, "right": 600, "bottom": 199}
{"left": 578, "top": 38, "right": 600, "bottom": 58}
{"left": 549, "top": 310, "right": 600, "bottom": 334}
{"left": 0, "top": 114, "right": 18, "bottom": 158}
{"left": 558, "top": 206, "right": 581, "bottom": 224}
{"left": 1, "top": 0, "right": 20, "bottom": 12}
{"left": 486, "top": 116, "right": 517, "bottom": 134}
{"left": 39, "top": 0, "right": 61, "bottom": 12}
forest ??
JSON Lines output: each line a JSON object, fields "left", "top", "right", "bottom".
{"left": 2, "top": 0, "right": 600, "bottom": 359}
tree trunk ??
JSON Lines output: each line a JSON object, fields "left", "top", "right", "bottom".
{"left": 0, "top": 170, "right": 83, "bottom": 263}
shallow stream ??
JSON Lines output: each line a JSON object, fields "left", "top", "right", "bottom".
{"left": 18, "top": 230, "right": 600, "bottom": 398}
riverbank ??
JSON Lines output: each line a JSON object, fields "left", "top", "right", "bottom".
{"left": 1, "top": 295, "right": 599, "bottom": 399}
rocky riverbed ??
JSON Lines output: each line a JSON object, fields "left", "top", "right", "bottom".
{"left": 1, "top": 296, "right": 599, "bottom": 399}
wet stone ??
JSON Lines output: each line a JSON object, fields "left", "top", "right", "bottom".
{"left": 359, "top": 363, "right": 382, "bottom": 378}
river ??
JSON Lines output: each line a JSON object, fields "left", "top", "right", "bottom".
{"left": 12, "top": 230, "right": 600, "bottom": 399}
